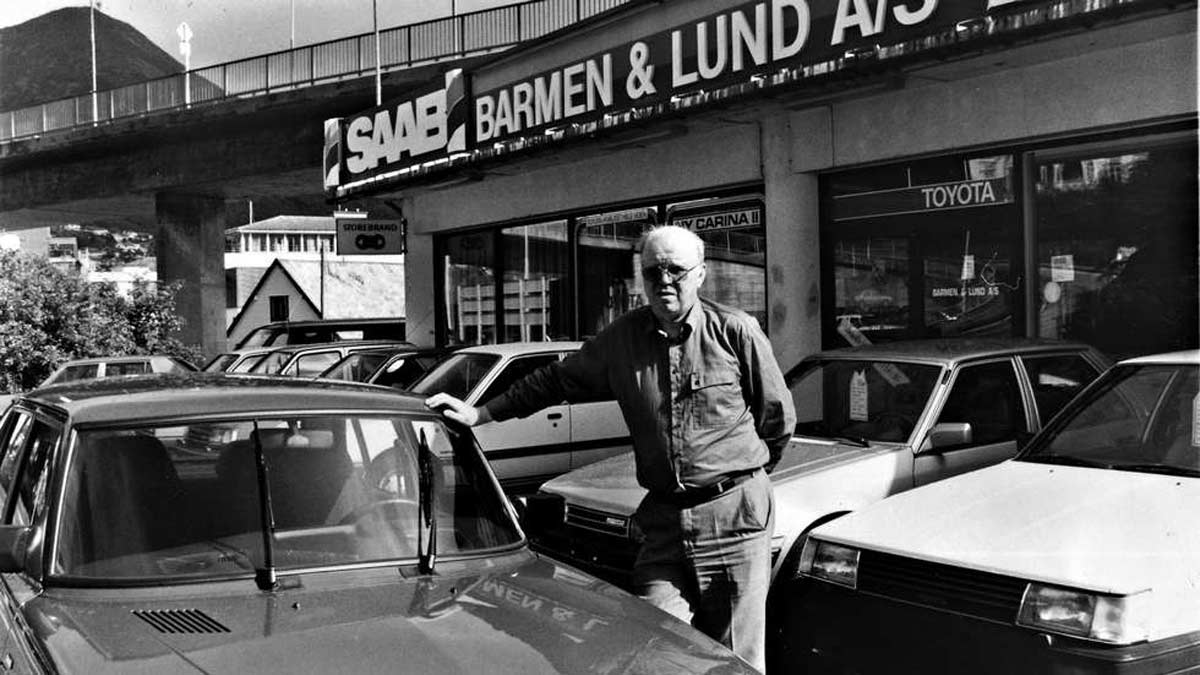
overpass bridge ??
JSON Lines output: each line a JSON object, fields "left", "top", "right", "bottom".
{"left": 0, "top": 0, "right": 630, "bottom": 356}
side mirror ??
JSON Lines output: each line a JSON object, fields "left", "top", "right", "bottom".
{"left": 0, "top": 525, "right": 29, "bottom": 573}
{"left": 926, "top": 422, "right": 972, "bottom": 451}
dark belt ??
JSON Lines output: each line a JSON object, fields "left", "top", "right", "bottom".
{"left": 659, "top": 468, "right": 759, "bottom": 509}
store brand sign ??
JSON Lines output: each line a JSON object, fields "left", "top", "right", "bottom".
{"left": 832, "top": 177, "right": 1013, "bottom": 221}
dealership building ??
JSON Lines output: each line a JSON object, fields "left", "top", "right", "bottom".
{"left": 324, "top": 0, "right": 1197, "bottom": 368}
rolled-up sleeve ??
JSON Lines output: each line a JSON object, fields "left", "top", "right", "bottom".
{"left": 484, "top": 338, "right": 613, "bottom": 422}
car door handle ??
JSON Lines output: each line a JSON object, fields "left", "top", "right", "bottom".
{"left": 546, "top": 413, "right": 563, "bottom": 420}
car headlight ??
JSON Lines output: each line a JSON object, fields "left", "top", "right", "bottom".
{"left": 797, "top": 538, "right": 860, "bottom": 589}
{"left": 1016, "top": 584, "right": 1150, "bottom": 644}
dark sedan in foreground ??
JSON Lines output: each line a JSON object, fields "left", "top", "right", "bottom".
{"left": 0, "top": 374, "right": 755, "bottom": 674}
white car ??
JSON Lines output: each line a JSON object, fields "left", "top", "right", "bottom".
{"left": 408, "top": 341, "right": 631, "bottom": 495}
{"left": 793, "top": 349, "right": 1200, "bottom": 673}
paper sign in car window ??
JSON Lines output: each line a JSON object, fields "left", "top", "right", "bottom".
{"left": 1051, "top": 254, "right": 1075, "bottom": 282}
{"left": 1192, "top": 393, "right": 1200, "bottom": 448}
{"left": 850, "top": 370, "right": 869, "bottom": 422}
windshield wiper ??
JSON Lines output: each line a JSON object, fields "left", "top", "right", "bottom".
{"left": 1107, "top": 463, "right": 1200, "bottom": 478}
{"left": 417, "top": 429, "right": 437, "bottom": 575}
{"left": 251, "top": 421, "right": 279, "bottom": 591}
{"left": 832, "top": 435, "right": 870, "bottom": 448}
{"left": 1021, "top": 455, "right": 1113, "bottom": 469}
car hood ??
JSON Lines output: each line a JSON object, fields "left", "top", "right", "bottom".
{"left": 540, "top": 438, "right": 902, "bottom": 517}
{"left": 26, "top": 552, "right": 753, "bottom": 674}
{"left": 815, "top": 460, "right": 1200, "bottom": 595}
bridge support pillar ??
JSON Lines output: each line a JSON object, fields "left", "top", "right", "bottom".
{"left": 156, "top": 192, "right": 227, "bottom": 359}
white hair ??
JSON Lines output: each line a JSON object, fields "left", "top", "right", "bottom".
{"left": 638, "top": 224, "right": 705, "bottom": 261}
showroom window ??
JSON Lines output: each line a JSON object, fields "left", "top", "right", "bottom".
{"left": 1031, "top": 132, "right": 1198, "bottom": 359}
{"left": 823, "top": 154, "right": 1022, "bottom": 346}
{"left": 435, "top": 187, "right": 766, "bottom": 345}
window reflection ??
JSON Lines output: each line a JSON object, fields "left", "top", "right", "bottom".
{"left": 501, "top": 222, "right": 569, "bottom": 342}
{"left": 576, "top": 208, "right": 655, "bottom": 339}
{"left": 442, "top": 232, "right": 496, "bottom": 345}
{"left": 1034, "top": 138, "right": 1198, "bottom": 358}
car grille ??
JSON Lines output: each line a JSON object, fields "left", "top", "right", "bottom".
{"left": 565, "top": 504, "right": 629, "bottom": 538}
{"left": 857, "top": 550, "right": 1028, "bottom": 624}
{"left": 133, "top": 608, "right": 230, "bottom": 634}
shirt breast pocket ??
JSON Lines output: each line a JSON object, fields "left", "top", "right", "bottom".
{"left": 691, "top": 368, "right": 743, "bottom": 428}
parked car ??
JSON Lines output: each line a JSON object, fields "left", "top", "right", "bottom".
{"left": 792, "top": 349, "right": 1200, "bottom": 674}
{"left": 247, "top": 340, "right": 413, "bottom": 378}
{"left": 0, "top": 373, "right": 757, "bottom": 674}
{"left": 407, "top": 342, "right": 631, "bottom": 496}
{"left": 521, "top": 339, "right": 1110, "bottom": 603}
{"left": 40, "top": 354, "right": 196, "bottom": 385}
{"left": 317, "top": 345, "right": 455, "bottom": 390}
{"left": 201, "top": 348, "right": 274, "bottom": 374}
{"left": 235, "top": 317, "right": 406, "bottom": 349}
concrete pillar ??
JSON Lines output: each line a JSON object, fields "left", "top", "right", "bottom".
{"left": 156, "top": 191, "right": 227, "bottom": 359}
{"left": 762, "top": 109, "right": 825, "bottom": 372}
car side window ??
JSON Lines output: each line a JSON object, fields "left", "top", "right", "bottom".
{"left": 1020, "top": 354, "right": 1102, "bottom": 424}
{"left": 291, "top": 351, "right": 341, "bottom": 377}
{"left": 109, "top": 361, "right": 150, "bottom": 377}
{"left": 478, "top": 354, "right": 561, "bottom": 407}
{"left": 13, "top": 421, "right": 60, "bottom": 525}
{"left": 0, "top": 412, "right": 32, "bottom": 511}
{"left": 59, "top": 364, "right": 99, "bottom": 383}
{"left": 937, "top": 361, "right": 1024, "bottom": 445}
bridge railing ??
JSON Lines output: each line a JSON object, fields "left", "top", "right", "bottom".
{"left": 0, "top": 0, "right": 628, "bottom": 143}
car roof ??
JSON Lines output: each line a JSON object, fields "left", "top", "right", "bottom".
{"left": 1117, "top": 349, "right": 1200, "bottom": 366}
{"left": 809, "top": 338, "right": 1097, "bottom": 366}
{"left": 264, "top": 339, "right": 415, "bottom": 355}
{"left": 17, "top": 373, "right": 428, "bottom": 426}
{"left": 451, "top": 341, "right": 583, "bottom": 357}
{"left": 253, "top": 317, "right": 403, "bottom": 328}
{"left": 53, "top": 354, "right": 181, "bottom": 366}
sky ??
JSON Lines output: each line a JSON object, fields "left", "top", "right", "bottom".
{"left": 0, "top": 1, "right": 515, "bottom": 69}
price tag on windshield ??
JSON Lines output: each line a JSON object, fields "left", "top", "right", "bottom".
{"left": 850, "top": 370, "right": 869, "bottom": 422}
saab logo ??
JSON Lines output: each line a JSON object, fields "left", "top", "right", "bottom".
{"left": 336, "top": 218, "right": 405, "bottom": 255}
{"left": 322, "top": 118, "right": 342, "bottom": 189}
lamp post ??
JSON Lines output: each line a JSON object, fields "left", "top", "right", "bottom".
{"left": 177, "top": 22, "right": 193, "bottom": 106}
{"left": 89, "top": 0, "right": 98, "bottom": 124}
{"left": 372, "top": 0, "right": 381, "bottom": 105}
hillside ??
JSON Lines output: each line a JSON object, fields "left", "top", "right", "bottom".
{"left": 0, "top": 7, "right": 183, "bottom": 111}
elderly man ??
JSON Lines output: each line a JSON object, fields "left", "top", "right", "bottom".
{"left": 425, "top": 224, "right": 795, "bottom": 671}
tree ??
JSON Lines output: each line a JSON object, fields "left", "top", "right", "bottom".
{"left": 0, "top": 250, "right": 202, "bottom": 392}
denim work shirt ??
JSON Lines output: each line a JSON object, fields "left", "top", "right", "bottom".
{"left": 485, "top": 298, "right": 796, "bottom": 495}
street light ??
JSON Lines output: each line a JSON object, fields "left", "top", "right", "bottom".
{"left": 373, "top": 0, "right": 381, "bottom": 105}
{"left": 89, "top": 0, "right": 98, "bottom": 124}
{"left": 177, "top": 22, "right": 193, "bottom": 106}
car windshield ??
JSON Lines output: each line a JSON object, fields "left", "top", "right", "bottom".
{"left": 55, "top": 414, "right": 522, "bottom": 582}
{"left": 1020, "top": 363, "right": 1200, "bottom": 477}
{"left": 203, "top": 354, "right": 238, "bottom": 372}
{"left": 320, "top": 351, "right": 392, "bottom": 382}
{"left": 238, "top": 326, "right": 286, "bottom": 349}
{"left": 787, "top": 358, "right": 941, "bottom": 444}
{"left": 408, "top": 353, "right": 501, "bottom": 400}
{"left": 249, "top": 350, "right": 298, "bottom": 375}
{"left": 230, "top": 353, "right": 268, "bottom": 373}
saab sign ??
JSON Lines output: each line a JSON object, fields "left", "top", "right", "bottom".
{"left": 336, "top": 218, "right": 405, "bottom": 255}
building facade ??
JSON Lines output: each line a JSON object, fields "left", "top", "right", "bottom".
{"left": 325, "top": 0, "right": 1197, "bottom": 366}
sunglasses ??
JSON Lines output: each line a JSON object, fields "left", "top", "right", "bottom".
{"left": 641, "top": 262, "right": 701, "bottom": 284}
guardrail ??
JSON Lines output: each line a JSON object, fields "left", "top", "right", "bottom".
{"left": 0, "top": 0, "right": 629, "bottom": 143}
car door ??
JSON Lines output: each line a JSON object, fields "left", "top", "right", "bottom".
{"left": 567, "top": 394, "right": 631, "bottom": 470}
{"left": 470, "top": 352, "right": 571, "bottom": 494}
{"left": 0, "top": 409, "right": 58, "bottom": 673}
{"left": 913, "top": 358, "right": 1028, "bottom": 487}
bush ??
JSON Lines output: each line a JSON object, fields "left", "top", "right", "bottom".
{"left": 0, "top": 250, "right": 202, "bottom": 392}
